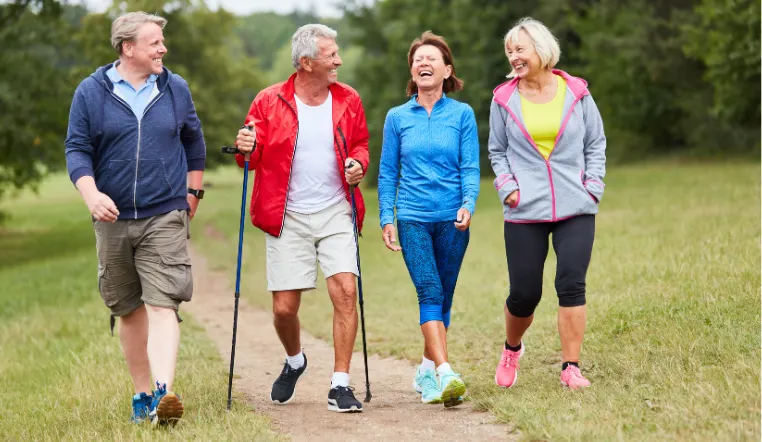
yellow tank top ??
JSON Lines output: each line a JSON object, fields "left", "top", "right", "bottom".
{"left": 520, "top": 76, "right": 567, "bottom": 160}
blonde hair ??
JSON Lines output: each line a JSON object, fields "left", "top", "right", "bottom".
{"left": 504, "top": 17, "right": 560, "bottom": 78}
{"left": 111, "top": 12, "right": 167, "bottom": 55}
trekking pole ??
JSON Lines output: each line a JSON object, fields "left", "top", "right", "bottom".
{"left": 346, "top": 161, "right": 372, "bottom": 403}
{"left": 220, "top": 127, "right": 253, "bottom": 411}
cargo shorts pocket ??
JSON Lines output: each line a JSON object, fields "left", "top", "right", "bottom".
{"left": 98, "top": 264, "right": 119, "bottom": 308}
{"left": 157, "top": 252, "right": 193, "bottom": 302}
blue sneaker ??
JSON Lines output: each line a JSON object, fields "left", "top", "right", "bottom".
{"left": 418, "top": 369, "right": 442, "bottom": 404}
{"left": 149, "top": 382, "right": 184, "bottom": 426}
{"left": 130, "top": 392, "right": 154, "bottom": 423}
{"left": 439, "top": 371, "right": 466, "bottom": 408}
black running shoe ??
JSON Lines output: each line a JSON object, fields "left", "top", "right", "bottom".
{"left": 270, "top": 354, "right": 307, "bottom": 404}
{"left": 327, "top": 386, "right": 363, "bottom": 413}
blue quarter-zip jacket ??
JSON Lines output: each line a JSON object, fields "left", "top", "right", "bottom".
{"left": 65, "top": 64, "right": 206, "bottom": 220}
{"left": 378, "top": 94, "right": 480, "bottom": 227}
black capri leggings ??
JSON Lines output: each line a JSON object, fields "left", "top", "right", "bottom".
{"left": 503, "top": 215, "right": 595, "bottom": 318}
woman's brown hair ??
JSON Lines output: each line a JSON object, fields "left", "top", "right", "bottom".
{"left": 406, "top": 31, "right": 464, "bottom": 96}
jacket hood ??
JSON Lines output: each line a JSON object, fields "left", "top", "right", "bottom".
{"left": 91, "top": 63, "right": 172, "bottom": 92}
{"left": 493, "top": 69, "right": 589, "bottom": 106}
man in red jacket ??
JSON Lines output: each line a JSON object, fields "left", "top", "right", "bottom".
{"left": 234, "top": 24, "right": 369, "bottom": 413}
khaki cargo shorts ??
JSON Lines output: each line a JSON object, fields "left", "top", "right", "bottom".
{"left": 93, "top": 209, "right": 193, "bottom": 316}
{"left": 266, "top": 199, "right": 358, "bottom": 292}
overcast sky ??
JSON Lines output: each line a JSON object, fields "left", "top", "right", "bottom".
{"left": 74, "top": 0, "right": 345, "bottom": 17}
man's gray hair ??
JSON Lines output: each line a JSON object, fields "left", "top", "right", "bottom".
{"left": 291, "top": 24, "right": 338, "bottom": 69}
{"left": 111, "top": 12, "right": 167, "bottom": 55}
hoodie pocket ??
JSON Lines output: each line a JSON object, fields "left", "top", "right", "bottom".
{"left": 97, "top": 159, "right": 135, "bottom": 212}
{"left": 136, "top": 159, "right": 175, "bottom": 208}
{"left": 510, "top": 166, "right": 551, "bottom": 220}
{"left": 552, "top": 165, "right": 598, "bottom": 217}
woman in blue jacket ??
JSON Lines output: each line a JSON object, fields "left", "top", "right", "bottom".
{"left": 378, "top": 31, "right": 480, "bottom": 408}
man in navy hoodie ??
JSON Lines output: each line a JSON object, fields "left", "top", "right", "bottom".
{"left": 64, "top": 12, "right": 205, "bottom": 425}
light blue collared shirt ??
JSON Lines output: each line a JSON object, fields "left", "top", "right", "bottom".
{"left": 106, "top": 61, "right": 159, "bottom": 119}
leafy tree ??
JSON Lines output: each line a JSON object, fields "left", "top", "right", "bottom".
{"left": 682, "top": 0, "right": 760, "bottom": 127}
{"left": 0, "top": 0, "right": 75, "bottom": 213}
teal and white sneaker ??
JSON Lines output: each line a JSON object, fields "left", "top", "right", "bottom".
{"left": 413, "top": 365, "right": 426, "bottom": 393}
{"left": 439, "top": 371, "right": 466, "bottom": 408}
{"left": 418, "top": 369, "right": 442, "bottom": 404}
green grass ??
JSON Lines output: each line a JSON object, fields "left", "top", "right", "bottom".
{"left": 0, "top": 175, "right": 281, "bottom": 441}
{"left": 193, "top": 161, "right": 761, "bottom": 441}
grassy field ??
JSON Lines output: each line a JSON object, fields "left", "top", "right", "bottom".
{"left": 193, "top": 161, "right": 761, "bottom": 441}
{"left": 0, "top": 176, "right": 281, "bottom": 441}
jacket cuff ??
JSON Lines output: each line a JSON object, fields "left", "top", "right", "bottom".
{"left": 495, "top": 174, "right": 519, "bottom": 205}
{"left": 70, "top": 167, "right": 93, "bottom": 185}
{"left": 186, "top": 158, "right": 205, "bottom": 171}
{"left": 584, "top": 180, "right": 604, "bottom": 202}
{"left": 461, "top": 200, "right": 476, "bottom": 215}
{"left": 379, "top": 212, "right": 395, "bottom": 228}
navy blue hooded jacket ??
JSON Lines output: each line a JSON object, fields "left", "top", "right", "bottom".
{"left": 65, "top": 64, "right": 206, "bottom": 219}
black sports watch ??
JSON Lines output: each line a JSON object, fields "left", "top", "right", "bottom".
{"left": 188, "top": 188, "right": 204, "bottom": 199}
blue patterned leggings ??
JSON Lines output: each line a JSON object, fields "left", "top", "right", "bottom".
{"left": 397, "top": 220, "right": 470, "bottom": 328}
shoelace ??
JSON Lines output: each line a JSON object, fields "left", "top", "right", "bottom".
{"left": 155, "top": 381, "right": 167, "bottom": 396}
{"left": 501, "top": 350, "right": 521, "bottom": 368}
{"left": 275, "top": 363, "right": 300, "bottom": 384}
{"left": 419, "top": 372, "right": 438, "bottom": 391}
{"left": 334, "top": 386, "right": 356, "bottom": 397}
{"left": 566, "top": 366, "right": 585, "bottom": 381}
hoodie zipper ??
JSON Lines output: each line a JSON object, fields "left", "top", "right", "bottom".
{"left": 500, "top": 90, "right": 583, "bottom": 222}
{"left": 132, "top": 93, "right": 163, "bottom": 218}
{"left": 277, "top": 94, "right": 299, "bottom": 237}
{"left": 106, "top": 88, "right": 163, "bottom": 219}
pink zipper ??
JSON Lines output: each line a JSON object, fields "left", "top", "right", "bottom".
{"left": 502, "top": 105, "right": 558, "bottom": 221}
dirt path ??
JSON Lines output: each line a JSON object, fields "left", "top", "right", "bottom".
{"left": 185, "top": 247, "right": 515, "bottom": 441}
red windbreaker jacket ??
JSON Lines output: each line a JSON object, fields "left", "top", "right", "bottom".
{"left": 236, "top": 73, "right": 370, "bottom": 237}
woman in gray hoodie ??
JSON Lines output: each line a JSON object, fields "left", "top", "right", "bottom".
{"left": 489, "top": 17, "right": 606, "bottom": 390}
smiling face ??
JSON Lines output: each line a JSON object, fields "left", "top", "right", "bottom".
{"left": 303, "top": 37, "right": 342, "bottom": 85}
{"left": 122, "top": 22, "right": 166, "bottom": 76}
{"left": 410, "top": 44, "right": 452, "bottom": 93}
{"left": 505, "top": 30, "right": 543, "bottom": 79}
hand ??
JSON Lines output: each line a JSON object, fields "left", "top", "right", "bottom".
{"left": 381, "top": 224, "right": 401, "bottom": 251}
{"left": 234, "top": 120, "right": 255, "bottom": 153}
{"left": 84, "top": 190, "right": 119, "bottom": 222}
{"left": 504, "top": 190, "right": 519, "bottom": 208}
{"left": 454, "top": 208, "right": 471, "bottom": 231}
{"left": 186, "top": 193, "right": 200, "bottom": 220}
{"left": 344, "top": 158, "right": 364, "bottom": 186}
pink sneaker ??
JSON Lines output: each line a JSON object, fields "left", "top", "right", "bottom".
{"left": 495, "top": 342, "right": 525, "bottom": 388}
{"left": 560, "top": 365, "right": 591, "bottom": 390}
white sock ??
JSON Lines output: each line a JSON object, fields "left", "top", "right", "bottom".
{"left": 286, "top": 351, "right": 305, "bottom": 370}
{"left": 331, "top": 372, "right": 350, "bottom": 389}
{"left": 436, "top": 363, "right": 453, "bottom": 376}
{"left": 420, "top": 356, "right": 436, "bottom": 372}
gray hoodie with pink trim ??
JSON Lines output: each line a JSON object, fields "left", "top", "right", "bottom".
{"left": 488, "top": 69, "right": 606, "bottom": 223}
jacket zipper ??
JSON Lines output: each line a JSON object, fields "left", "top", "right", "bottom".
{"left": 277, "top": 94, "right": 299, "bottom": 237}
{"left": 337, "top": 126, "right": 362, "bottom": 237}
{"left": 107, "top": 90, "right": 163, "bottom": 219}
{"left": 502, "top": 104, "right": 559, "bottom": 220}
{"left": 501, "top": 91, "right": 583, "bottom": 222}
